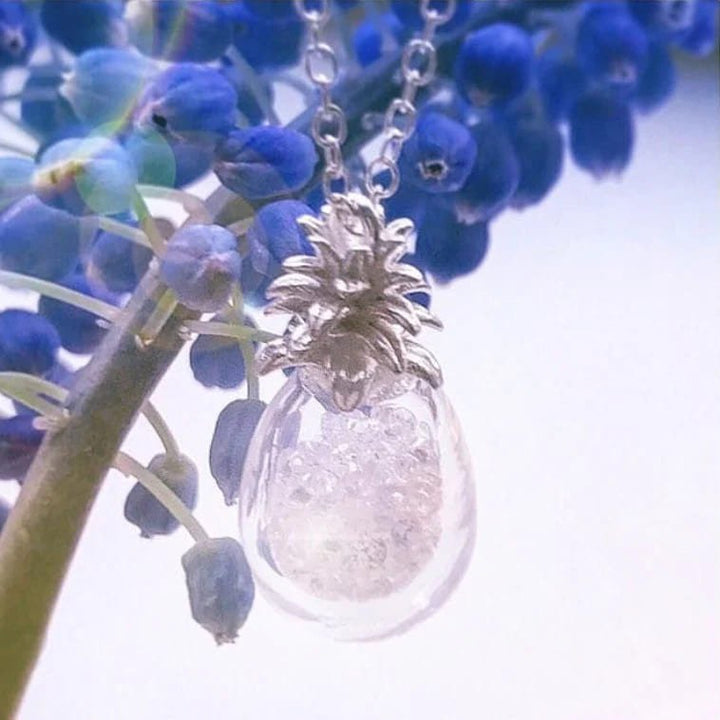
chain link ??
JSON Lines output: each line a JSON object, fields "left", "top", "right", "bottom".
{"left": 295, "top": 0, "right": 456, "bottom": 203}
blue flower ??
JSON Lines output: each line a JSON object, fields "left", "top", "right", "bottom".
{"left": 0, "top": 415, "right": 45, "bottom": 482}
{"left": 0, "top": 195, "right": 81, "bottom": 281}
{"left": 160, "top": 225, "right": 242, "bottom": 312}
{"left": 507, "top": 118, "right": 564, "bottom": 210}
{"left": 20, "top": 67, "right": 80, "bottom": 139}
{"left": 125, "top": 128, "right": 214, "bottom": 188}
{"left": 576, "top": 2, "right": 649, "bottom": 89}
{"left": 399, "top": 111, "right": 477, "bottom": 194}
{"left": 61, "top": 48, "right": 157, "bottom": 127}
{"left": 34, "top": 136, "right": 138, "bottom": 216}
{"left": 133, "top": 63, "right": 238, "bottom": 147}
{"left": 38, "top": 272, "right": 119, "bottom": 355}
{"left": 189, "top": 313, "right": 255, "bottom": 390}
{"left": 632, "top": 41, "right": 675, "bottom": 114}
{"left": 353, "top": 12, "right": 402, "bottom": 67}
{"left": 87, "top": 223, "right": 153, "bottom": 293}
{"left": 247, "top": 200, "right": 313, "bottom": 280}
{"left": 570, "top": 90, "right": 634, "bottom": 178}
{"left": 628, "top": 0, "right": 698, "bottom": 37}
{"left": 537, "top": 50, "right": 588, "bottom": 123}
{"left": 452, "top": 118, "right": 520, "bottom": 224}
{"left": 0, "top": 1, "right": 37, "bottom": 67}
{"left": 230, "top": 2, "right": 304, "bottom": 71}
{"left": 126, "top": 0, "right": 234, "bottom": 62}
{"left": 209, "top": 399, "right": 266, "bottom": 505}
{"left": 0, "top": 309, "right": 60, "bottom": 376}
{"left": 455, "top": 23, "right": 534, "bottom": 107}
{"left": 181, "top": 537, "right": 255, "bottom": 643}
{"left": 214, "top": 127, "right": 317, "bottom": 200}
{"left": 124, "top": 453, "right": 199, "bottom": 538}
{"left": 41, "top": 0, "right": 127, "bottom": 55}
{"left": 413, "top": 203, "right": 490, "bottom": 284}
{"left": 0, "top": 157, "right": 34, "bottom": 210}
{"left": 675, "top": 0, "right": 718, "bottom": 56}
{"left": 390, "top": 0, "right": 471, "bottom": 34}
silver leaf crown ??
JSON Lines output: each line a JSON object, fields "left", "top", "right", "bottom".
{"left": 257, "top": 192, "right": 443, "bottom": 411}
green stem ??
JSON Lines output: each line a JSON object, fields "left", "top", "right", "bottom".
{"left": 0, "top": 374, "right": 68, "bottom": 422}
{"left": 182, "top": 319, "right": 278, "bottom": 344}
{"left": 0, "top": 270, "right": 119, "bottom": 322}
{"left": 231, "top": 286, "right": 260, "bottom": 401}
{"left": 114, "top": 452, "right": 208, "bottom": 543}
{"left": 0, "top": 140, "right": 34, "bottom": 157}
{"left": 141, "top": 400, "right": 180, "bottom": 458}
{"left": 137, "top": 289, "right": 179, "bottom": 346}
{"left": 226, "top": 46, "right": 279, "bottom": 125}
{"left": 131, "top": 189, "right": 166, "bottom": 255}
{"left": 95, "top": 216, "right": 153, "bottom": 249}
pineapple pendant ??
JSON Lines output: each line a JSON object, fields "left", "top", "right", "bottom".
{"left": 239, "top": 193, "right": 476, "bottom": 640}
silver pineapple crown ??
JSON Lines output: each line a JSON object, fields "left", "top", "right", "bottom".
{"left": 257, "top": 192, "right": 443, "bottom": 411}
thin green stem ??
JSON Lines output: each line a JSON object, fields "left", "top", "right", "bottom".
{"left": 137, "top": 184, "right": 212, "bottom": 223}
{"left": 114, "top": 452, "right": 208, "bottom": 543}
{"left": 226, "top": 46, "right": 279, "bottom": 125}
{"left": 182, "top": 319, "right": 278, "bottom": 344}
{"left": 136, "top": 289, "right": 179, "bottom": 346}
{"left": 0, "top": 374, "right": 68, "bottom": 422}
{"left": 0, "top": 270, "right": 119, "bottom": 322}
{"left": 131, "top": 189, "right": 166, "bottom": 255}
{"left": 95, "top": 216, "right": 153, "bottom": 249}
{"left": 141, "top": 400, "right": 180, "bottom": 458}
{"left": 0, "top": 140, "right": 34, "bottom": 157}
{"left": 231, "top": 285, "right": 260, "bottom": 400}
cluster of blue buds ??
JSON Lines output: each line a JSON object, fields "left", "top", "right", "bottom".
{"left": 0, "top": 0, "right": 716, "bottom": 643}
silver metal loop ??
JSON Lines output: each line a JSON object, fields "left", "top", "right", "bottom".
{"left": 312, "top": 103, "right": 348, "bottom": 147}
{"left": 305, "top": 41, "right": 338, "bottom": 88}
{"left": 293, "top": 0, "right": 330, "bottom": 25}
{"left": 323, "top": 167, "right": 349, "bottom": 199}
{"left": 366, "top": 157, "right": 401, "bottom": 200}
{"left": 420, "top": 0, "right": 456, "bottom": 25}
{"left": 402, "top": 39, "right": 437, "bottom": 87}
{"left": 384, "top": 98, "right": 417, "bottom": 139}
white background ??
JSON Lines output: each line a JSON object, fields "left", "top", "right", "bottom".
{"left": 2, "top": 59, "right": 719, "bottom": 720}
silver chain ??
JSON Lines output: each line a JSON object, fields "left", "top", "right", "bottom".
{"left": 294, "top": 0, "right": 456, "bottom": 203}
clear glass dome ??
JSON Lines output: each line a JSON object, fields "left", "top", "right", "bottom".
{"left": 239, "top": 366, "right": 476, "bottom": 640}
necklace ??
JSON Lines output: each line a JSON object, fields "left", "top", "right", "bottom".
{"left": 239, "top": 0, "right": 476, "bottom": 640}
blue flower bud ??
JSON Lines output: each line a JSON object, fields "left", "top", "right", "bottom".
{"left": 21, "top": 67, "right": 80, "bottom": 138}
{"left": 134, "top": 63, "right": 238, "bottom": 147}
{"left": 41, "top": 0, "right": 127, "bottom": 55}
{"left": 576, "top": 3, "right": 649, "bottom": 89}
{"left": 537, "top": 50, "right": 588, "bottom": 123}
{"left": 632, "top": 41, "right": 675, "bottom": 114}
{"left": 87, "top": 223, "right": 153, "bottom": 293}
{"left": 0, "top": 498, "right": 11, "bottom": 532}
{"left": 60, "top": 48, "right": 157, "bottom": 127}
{"left": 0, "top": 157, "right": 34, "bottom": 210}
{"left": 209, "top": 399, "right": 266, "bottom": 505}
{"left": 0, "top": 415, "right": 44, "bottom": 481}
{"left": 124, "top": 453, "right": 198, "bottom": 538}
{"left": 230, "top": 3, "right": 304, "bottom": 71}
{"left": 214, "top": 127, "right": 317, "bottom": 200}
{"left": 181, "top": 537, "right": 255, "bottom": 643}
{"left": 247, "top": 200, "right": 313, "bottom": 280}
{"left": 413, "top": 204, "right": 490, "bottom": 284}
{"left": 507, "top": 118, "right": 564, "bottom": 210}
{"left": 189, "top": 313, "right": 255, "bottom": 390}
{"left": 455, "top": 23, "right": 534, "bottom": 107}
{"left": 399, "top": 112, "right": 477, "bottom": 194}
{"left": 453, "top": 119, "right": 520, "bottom": 224}
{"left": 34, "top": 136, "right": 138, "bottom": 216}
{"left": 0, "top": 195, "right": 82, "bottom": 281}
{"left": 38, "top": 273, "right": 119, "bottom": 355}
{"left": 353, "top": 13, "right": 402, "bottom": 67}
{"left": 160, "top": 225, "right": 242, "bottom": 312}
{"left": 126, "top": 0, "right": 233, "bottom": 62}
{"left": 675, "top": 0, "right": 718, "bottom": 56}
{"left": 628, "top": 0, "right": 697, "bottom": 36}
{"left": 0, "top": 1, "right": 37, "bottom": 67}
{"left": 0, "top": 309, "right": 60, "bottom": 376}
{"left": 570, "top": 90, "right": 634, "bottom": 178}
{"left": 125, "top": 129, "right": 214, "bottom": 189}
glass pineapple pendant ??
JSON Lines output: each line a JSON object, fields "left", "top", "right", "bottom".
{"left": 239, "top": 193, "right": 476, "bottom": 640}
